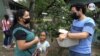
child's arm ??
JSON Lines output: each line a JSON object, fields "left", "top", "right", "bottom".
{"left": 46, "top": 47, "right": 50, "bottom": 56}
{"left": 46, "top": 41, "right": 50, "bottom": 56}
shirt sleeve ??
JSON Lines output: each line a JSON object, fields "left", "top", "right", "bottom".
{"left": 46, "top": 41, "right": 50, "bottom": 47}
{"left": 14, "top": 30, "right": 27, "bottom": 40}
{"left": 82, "top": 22, "right": 95, "bottom": 36}
{"left": 37, "top": 42, "right": 40, "bottom": 48}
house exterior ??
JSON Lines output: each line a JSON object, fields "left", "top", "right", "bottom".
{"left": 0, "top": 0, "right": 6, "bottom": 19}
{"left": 0, "top": 0, "right": 28, "bottom": 19}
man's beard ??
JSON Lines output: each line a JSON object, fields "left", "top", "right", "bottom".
{"left": 71, "top": 13, "right": 80, "bottom": 20}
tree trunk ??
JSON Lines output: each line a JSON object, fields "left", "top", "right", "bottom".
{"left": 29, "top": 0, "right": 35, "bottom": 29}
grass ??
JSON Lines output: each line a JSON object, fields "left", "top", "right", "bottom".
{"left": 0, "top": 31, "right": 3, "bottom": 41}
{"left": 0, "top": 31, "right": 13, "bottom": 56}
{"left": 0, "top": 31, "right": 100, "bottom": 56}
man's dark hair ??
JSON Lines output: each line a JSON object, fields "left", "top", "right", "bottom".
{"left": 4, "top": 14, "right": 9, "bottom": 20}
{"left": 70, "top": 3, "right": 86, "bottom": 14}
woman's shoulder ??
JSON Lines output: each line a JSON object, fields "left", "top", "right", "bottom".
{"left": 13, "top": 25, "right": 26, "bottom": 35}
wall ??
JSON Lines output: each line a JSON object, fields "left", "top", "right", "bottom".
{"left": 0, "top": 0, "right": 6, "bottom": 19}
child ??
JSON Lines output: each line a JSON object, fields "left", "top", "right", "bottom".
{"left": 37, "top": 31, "right": 50, "bottom": 56}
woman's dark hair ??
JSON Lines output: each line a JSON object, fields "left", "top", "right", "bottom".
{"left": 14, "top": 9, "right": 29, "bottom": 21}
{"left": 12, "top": 9, "right": 29, "bottom": 30}
{"left": 4, "top": 14, "right": 9, "bottom": 20}
{"left": 13, "top": 9, "right": 29, "bottom": 26}
{"left": 70, "top": 3, "right": 86, "bottom": 14}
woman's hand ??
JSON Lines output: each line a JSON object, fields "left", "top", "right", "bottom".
{"left": 33, "top": 37, "right": 39, "bottom": 44}
{"left": 17, "top": 37, "right": 39, "bottom": 50}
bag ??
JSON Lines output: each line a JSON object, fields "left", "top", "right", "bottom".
{"left": 28, "top": 49, "right": 40, "bottom": 56}
{"left": 32, "top": 49, "right": 40, "bottom": 56}
{"left": 57, "top": 38, "right": 79, "bottom": 48}
{"left": 5, "top": 30, "right": 11, "bottom": 36}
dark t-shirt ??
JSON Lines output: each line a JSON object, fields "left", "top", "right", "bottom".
{"left": 14, "top": 23, "right": 31, "bottom": 40}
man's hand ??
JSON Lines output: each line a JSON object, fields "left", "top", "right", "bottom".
{"left": 58, "top": 33, "right": 67, "bottom": 41}
{"left": 58, "top": 29, "right": 68, "bottom": 41}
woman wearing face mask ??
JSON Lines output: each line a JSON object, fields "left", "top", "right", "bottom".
{"left": 12, "top": 9, "right": 39, "bottom": 56}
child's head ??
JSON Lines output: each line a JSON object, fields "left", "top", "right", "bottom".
{"left": 40, "top": 31, "right": 47, "bottom": 42}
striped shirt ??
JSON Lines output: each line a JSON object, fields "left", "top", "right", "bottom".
{"left": 69, "top": 17, "right": 96, "bottom": 54}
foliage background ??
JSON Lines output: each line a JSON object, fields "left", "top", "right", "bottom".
{"left": 17, "top": 0, "right": 100, "bottom": 39}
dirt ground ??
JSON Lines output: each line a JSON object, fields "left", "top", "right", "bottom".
{"left": 0, "top": 33, "right": 100, "bottom": 56}
{"left": 0, "top": 41, "right": 100, "bottom": 56}
{"left": 47, "top": 39, "right": 100, "bottom": 56}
